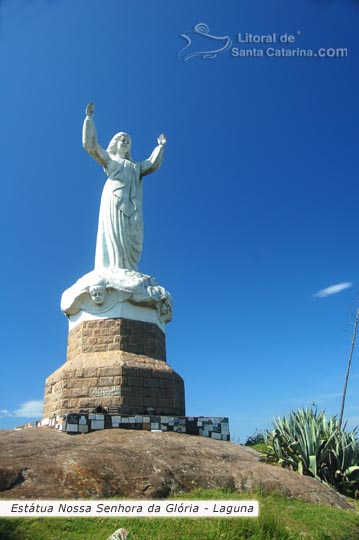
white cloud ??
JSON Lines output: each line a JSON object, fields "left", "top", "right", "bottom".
{"left": 14, "top": 400, "right": 43, "bottom": 417}
{"left": 313, "top": 282, "right": 353, "bottom": 298}
{"left": 0, "top": 400, "right": 43, "bottom": 419}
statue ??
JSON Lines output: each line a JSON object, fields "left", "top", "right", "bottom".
{"left": 82, "top": 102, "right": 167, "bottom": 271}
{"left": 60, "top": 105, "right": 173, "bottom": 327}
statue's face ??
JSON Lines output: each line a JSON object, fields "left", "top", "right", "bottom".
{"left": 160, "top": 299, "right": 171, "bottom": 316}
{"left": 116, "top": 133, "right": 131, "bottom": 157}
{"left": 89, "top": 285, "right": 106, "bottom": 305}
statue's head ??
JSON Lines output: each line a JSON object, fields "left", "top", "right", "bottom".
{"left": 158, "top": 296, "right": 172, "bottom": 323}
{"left": 107, "top": 132, "right": 132, "bottom": 160}
{"left": 88, "top": 283, "right": 107, "bottom": 305}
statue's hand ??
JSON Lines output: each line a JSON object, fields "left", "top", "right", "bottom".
{"left": 86, "top": 102, "right": 94, "bottom": 117}
{"left": 157, "top": 133, "right": 167, "bottom": 146}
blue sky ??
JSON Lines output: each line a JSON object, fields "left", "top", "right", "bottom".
{"left": 0, "top": 0, "right": 358, "bottom": 442}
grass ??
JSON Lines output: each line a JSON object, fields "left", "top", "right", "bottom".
{"left": 248, "top": 442, "right": 270, "bottom": 454}
{"left": 0, "top": 488, "right": 358, "bottom": 540}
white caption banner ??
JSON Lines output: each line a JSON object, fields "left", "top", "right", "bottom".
{"left": 0, "top": 500, "right": 259, "bottom": 518}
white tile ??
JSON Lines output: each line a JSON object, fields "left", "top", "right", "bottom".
{"left": 91, "top": 420, "right": 104, "bottom": 430}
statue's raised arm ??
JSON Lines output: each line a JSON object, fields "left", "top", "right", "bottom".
{"left": 82, "top": 102, "right": 111, "bottom": 169}
{"left": 140, "top": 133, "right": 166, "bottom": 177}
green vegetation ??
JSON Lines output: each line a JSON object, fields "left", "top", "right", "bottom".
{"left": 265, "top": 407, "right": 359, "bottom": 496}
{"left": 245, "top": 431, "right": 266, "bottom": 446}
{"left": 245, "top": 431, "right": 271, "bottom": 454}
{"left": 0, "top": 488, "right": 357, "bottom": 540}
{"left": 250, "top": 441, "right": 270, "bottom": 453}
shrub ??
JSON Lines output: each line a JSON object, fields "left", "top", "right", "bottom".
{"left": 265, "top": 406, "right": 359, "bottom": 496}
{"left": 245, "top": 431, "right": 265, "bottom": 446}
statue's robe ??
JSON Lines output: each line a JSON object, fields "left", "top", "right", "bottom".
{"left": 95, "top": 148, "right": 163, "bottom": 271}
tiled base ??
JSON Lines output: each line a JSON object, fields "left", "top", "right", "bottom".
{"left": 24, "top": 413, "right": 230, "bottom": 441}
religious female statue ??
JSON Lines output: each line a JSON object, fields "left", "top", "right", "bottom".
{"left": 82, "top": 102, "right": 166, "bottom": 271}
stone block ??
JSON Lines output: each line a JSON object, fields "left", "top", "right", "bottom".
{"left": 128, "top": 376, "right": 143, "bottom": 386}
{"left": 126, "top": 397, "right": 147, "bottom": 407}
{"left": 72, "top": 378, "right": 98, "bottom": 388}
{"left": 98, "top": 367, "right": 121, "bottom": 377}
{"left": 90, "top": 386, "right": 121, "bottom": 397}
{"left": 98, "top": 377, "right": 114, "bottom": 386}
{"left": 83, "top": 367, "right": 97, "bottom": 377}
{"left": 143, "top": 378, "right": 160, "bottom": 388}
{"left": 157, "top": 399, "right": 170, "bottom": 408}
{"left": 82, "top": 328, "right": 93, "bottom": 337}
{"left": 64, "top": 388, "right": 87, "bottom": 398}
{"left": 116, "top": 386, "right": 131, "bottom": 396}
{"left": 134, "top": 387, "right": 166, "bottom": 398}
{"left": 78, "top": 398, "right": 94, "bottom": 408}
{"left": 143, "top": 398, "right": 156, "bottom": 407}
{"left": 123, "top": 367, "right": 139, "bottom": 376}
{"left": 92, "top": 344, "right": 109, "bottom": 352}
{"left": 43, "top": 317, "right": 185, "bottom": 418}
{"left": 139, "top": 368, "right": 152, "bottom": 378}
{"left": 68, "top": 399, "right": 80, "bottom": 408}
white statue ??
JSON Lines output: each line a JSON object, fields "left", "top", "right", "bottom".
{"left": 61, "top": 268, "right": 173, "bottom": 323}
{"left": 82, "top": 102, "right": 166, "bottom": 271}
{"left": 61, "top": 106, "right": 172, "bottom": 328}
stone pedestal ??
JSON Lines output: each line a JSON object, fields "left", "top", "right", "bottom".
{"left": 43, "top": 269, "right": 185, "bottom": 420}
{"left": 43, "top": 315, "right": 185, "bottom": 419}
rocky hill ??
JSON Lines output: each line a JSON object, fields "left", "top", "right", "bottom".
{"left": 0, "top": 428, "right": 353, "bottom": 510}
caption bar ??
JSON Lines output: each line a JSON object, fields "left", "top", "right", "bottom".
{"left": 0, "top": 500, "right": 259, "bottom": 518}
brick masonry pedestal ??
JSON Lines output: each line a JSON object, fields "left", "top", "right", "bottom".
{"left": 43, "top": 317, "right": 185, "bottom": 418}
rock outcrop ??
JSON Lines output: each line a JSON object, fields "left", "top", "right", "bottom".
{"left": 0, "top": 428, "right": 353, "bottom": 510}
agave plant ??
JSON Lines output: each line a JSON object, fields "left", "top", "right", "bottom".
{"left": 327, "top": 427, "right": 359, "bottom": 489}
{"left": 265, "top": 406, "right": 359, "bottom": 495}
